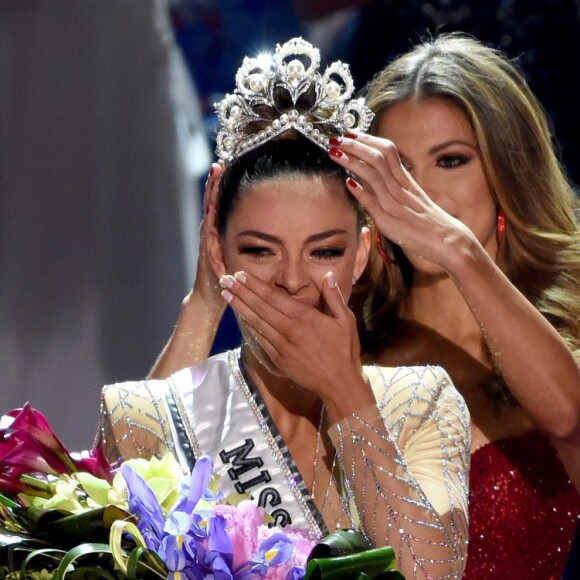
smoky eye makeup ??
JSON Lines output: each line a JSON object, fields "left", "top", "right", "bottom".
{"left": 237, "top": 244, "right": 274, "bottom": 259}
{"left": 309, "top": 246, "right": 346, "bottom": 261}
{"left": 437, "top": 153, "right": 471, "bottom": 169}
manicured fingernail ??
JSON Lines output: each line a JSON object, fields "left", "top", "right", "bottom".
{"left": 325, "top": 271, "right": 337, "bottom": 288}
{"left": 234, "top": 271, "right": 247, "bottom": 283}
{"left": 221, "top": 289, "right": 233, "bottom": 303}
{"left": 219, "top": 275, "right": 234, "bottom": 289}
{"left": 329, "top": 136, "right": 343, "bottom": 146}
{"left": 209, "top": 165, "right": 214, "bottom": 176}
{"left": 347, "top": 177, "right": 360, "bottom": 189}
{"left": 329, "top": 147, "right": 344, "bottom": 158}
{"left": 345, "top": 132, "right": 359, "bottom": 140}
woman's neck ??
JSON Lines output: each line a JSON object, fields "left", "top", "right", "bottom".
{"left": 240, "top": 344, "right": 322, "bottom": 426}
{"left": 403, "top": 273, "right": 481, "bottom": 344}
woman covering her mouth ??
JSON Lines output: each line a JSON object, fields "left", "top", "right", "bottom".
{"left": 97, "top": 37, "right": 470, "bottom": 579}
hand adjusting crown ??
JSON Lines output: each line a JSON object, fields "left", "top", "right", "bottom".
{"left": 215, "top": 37, "right": 374, "bottom": 161}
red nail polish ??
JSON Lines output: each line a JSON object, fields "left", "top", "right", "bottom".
{"left": 329, "top": 136, "right": 343, "bottom": 146}
{"left": 347, "top": 177, "right": 359, "bottom": 189}
{"left": 345, "top": 132, "right": 358, "bottom": 140}
{"left": 329, "top": 147, "right": 344, "bottom": 158}
{"left": 209, "top": 165, "right": 214, "bottom": 176}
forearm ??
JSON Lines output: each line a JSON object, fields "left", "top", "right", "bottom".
{"left": 148, "top": 291, "right": 225, "bottom": 379}
{"left": 448, "top": 237, "right": 580, "bottom": 438}
{"left": 329, "top": 404, "right": 468, "bottom": 579}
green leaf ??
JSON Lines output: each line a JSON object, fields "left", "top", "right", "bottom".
{"left": 53, "top": 542, "right": 113, "bottom": 580}
{"left": 20, "top": 546, "right": 66, "bottom": 576}
{"left": 308, "top": 529, "right": 373, "bottom": 560}
{"left": 125, "top": 546, "right": 166, "bottom": 580}
{"left": 304, "top": 546, "right": 397, "bottom": 580}
{"left": 8, "top": 506, "right": 133, "bottom": 551}
{"left": 0, "top": 493, "right": 20, "bottom": 509}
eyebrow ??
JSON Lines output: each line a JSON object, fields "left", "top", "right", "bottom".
{"left": 235, "top": 229, "right": 348, "bottom": 244}
{"left": 428, "top": 139, "right": 478, "bottom": 155}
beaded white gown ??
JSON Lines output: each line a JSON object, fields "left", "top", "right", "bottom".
{"left": 97, "top": 349, "right": 470, "bottom": 579}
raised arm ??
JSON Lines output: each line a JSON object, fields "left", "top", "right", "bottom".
{"left": 330, "top": 133, "right": 580, "bottom": 442}
{"left": 149, "top": 163, "right": 226, "bottom": 378}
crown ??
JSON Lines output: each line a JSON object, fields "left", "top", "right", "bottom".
{"left": 215, "top": 37, "right": 374, "bottom": 161}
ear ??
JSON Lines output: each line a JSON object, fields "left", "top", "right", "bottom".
{"left": 207, "top": 227, "right": 227, "bottom": 278}
{"left": 354, "top": 226, "right": 371, "bottom": 281}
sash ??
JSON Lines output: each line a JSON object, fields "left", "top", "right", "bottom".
{"left": 165, "top": 349, "right": 327, "bottom": 536}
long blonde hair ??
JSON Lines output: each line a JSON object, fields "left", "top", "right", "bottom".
{"left": 358, "top": 33, "right": 580, "bottom": 361}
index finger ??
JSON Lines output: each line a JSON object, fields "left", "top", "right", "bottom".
{"left": 340, "top": 132, "right": 410, "bottom": 186}
{"left": 203, "top": 162, "right": 223, "bottom": 212}
{"left": 232, "top": 271, "right": 313, "bottom": 319}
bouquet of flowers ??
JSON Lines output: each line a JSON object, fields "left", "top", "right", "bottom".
{"left": 0, "top": 404, "right": 403, "bottom": 579}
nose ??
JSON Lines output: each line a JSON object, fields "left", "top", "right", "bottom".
{"left": 274, "top": 255, "right": 309, "bottom": 295}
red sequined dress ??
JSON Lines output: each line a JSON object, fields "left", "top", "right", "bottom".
{"left": 465, "top": 430, "right": 580, "bottom": 578}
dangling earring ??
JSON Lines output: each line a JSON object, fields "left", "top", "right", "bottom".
{"left": 497, "top": 209, "right": 506, "bottom": 246}
{"left": 375, "top": 230, "right": 396, "bottom": 265}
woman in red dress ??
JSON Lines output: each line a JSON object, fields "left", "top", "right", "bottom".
{"left": 328, "top": 33, "right": 580, "bottom": 578}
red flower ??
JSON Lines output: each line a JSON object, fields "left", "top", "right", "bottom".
{"left": 0, "top": 403, "right": 113, "bottom": 486}
{"left": 0, "top": 472, "right": 28, "bottom": 494}
{"left": 73, "top": 445, "right": 114, "bottom": 482}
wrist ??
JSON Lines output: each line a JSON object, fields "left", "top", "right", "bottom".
{"left": 184, "top": 288, "right": 227, "bottom": 319}
{"left": 445, "top": 232, "right": 496, "bottom": 289}
{"left": 323, "top": 369, "right": 375, "bottom": 425}
{"left": 440, "top": 227, "right": 482, "bottom": 276}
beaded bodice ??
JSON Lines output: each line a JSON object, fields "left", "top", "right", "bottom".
{"left": 97, "top": 350, "right": 470, "bottom": 578}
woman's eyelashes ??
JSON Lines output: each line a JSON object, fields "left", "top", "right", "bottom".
{"left": 400, "top": 151, "right": 472, "bottom": 173}
{"left": 237, "top": 245, "right": 346, "bottom": 262}
{"left": 238, "top": 245, "right": 273, "bottom": 259}
{"left": 310, "top": 247, "right": 345, "bottom": 261}
{"left": 437, "top": 153, "right": 470, "bottom": 169}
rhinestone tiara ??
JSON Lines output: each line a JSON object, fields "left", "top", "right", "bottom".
{"left": 215, "top": 37, "right": 374, "bottom": 162}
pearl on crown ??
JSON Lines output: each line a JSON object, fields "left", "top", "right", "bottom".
{"left": 343, "top": 113, "right": 356, "bottom": 128}
{"left": 287, "top": 59, "right": 305, "bottom": 81}
{"left": 214, "top": 37, "right": 374, "bottom": 162}
{"left": 229, "top": 105, "right": 242, "bottom": 120}
{"left": 325, "top": 80, "right": 341, "bottom": 99}
{"left": 247, "top": 73, "right": 267, "bottom": 92}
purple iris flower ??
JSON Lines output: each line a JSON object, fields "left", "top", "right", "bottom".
{"left": 208, "top": 513, "right": 233, "bottom": 565}
{"left": 206, "top": 551, "right": 235, "bottom": 580}
{"left": 249, "top": 533, "right": 295, "bottom": 577}
{"left": 121, "top": 455, "right": 303, "bottom": 580}
{"left": 162, "top": 534, "right": 188, "bottom": 574}
{"left": 119, "top": 464, "right": 166, "bottom": 542}
{"left": 285, "top": 566, "right": 307, "bottom": 580}
{"left": 174, "top": 455, "right": 219, "bottom": 514}
{"left": 161, "top": 511, "right": 197, "bottom": 565}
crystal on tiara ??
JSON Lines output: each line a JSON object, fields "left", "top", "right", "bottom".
{"left": 215, "top": 37, "right": 374, "bottom": 161}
